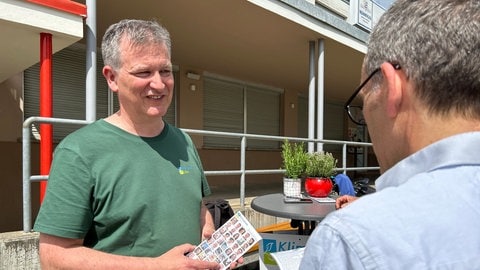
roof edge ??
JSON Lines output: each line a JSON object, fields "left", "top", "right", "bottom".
{"left": 280, "top": 0, "right": 369, "bottom": 43}
{"left": 26, "top": 0, "right": 86, "bottom": 17}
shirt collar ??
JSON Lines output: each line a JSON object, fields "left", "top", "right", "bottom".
{"left": 376, "top": 132, "right": 480, "bottom": 190}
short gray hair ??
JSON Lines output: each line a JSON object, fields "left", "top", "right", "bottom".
{"left": 101, "top": 19, "right": 171, "bottom": 70}
{"left": 365, "top": 0, "right": 480, "bottom": 118}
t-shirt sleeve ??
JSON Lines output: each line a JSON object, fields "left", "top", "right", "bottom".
{"left": 33, "top": 146, "right": 94, "bottom": 239}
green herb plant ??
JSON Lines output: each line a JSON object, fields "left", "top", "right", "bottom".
{"left": 281, "top": 140, "right": 307, "bottom": 179}
{"left": 305, "top": 151, "right": 337, "bottom": 178}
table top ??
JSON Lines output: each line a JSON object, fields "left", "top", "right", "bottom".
{"left": 251, "top": 193, "right": 336, "bottom": 221}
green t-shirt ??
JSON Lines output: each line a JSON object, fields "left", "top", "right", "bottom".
{"left": 34, "top": 120, "right": 211, "bottom": 257}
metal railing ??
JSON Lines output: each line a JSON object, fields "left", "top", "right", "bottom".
{"left": 22, "top": 117, "right": 378, "bottom": 232}
{"left": 22, "top": 117, "right": 91, "bottom": 232}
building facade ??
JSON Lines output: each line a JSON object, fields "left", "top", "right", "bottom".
{"left": 0, "top": 0, "right": 389, "bottom": 232}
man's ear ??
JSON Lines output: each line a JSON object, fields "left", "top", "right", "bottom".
{"left": 381, "top": 62, "right": 403, "bottom": 118}
{"left": 102, "top": 65, "right": 119, "bottom": 92}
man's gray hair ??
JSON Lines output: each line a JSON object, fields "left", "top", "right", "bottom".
{"left": 101, "top": 19, "right": 171, "bottom": 70}
{"left": 365, "top": 0, "right": 480, "bottom": 118}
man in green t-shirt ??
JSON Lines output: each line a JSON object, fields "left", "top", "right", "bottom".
{"left": 34, "top": 19, "right": 239, "bottom": 269}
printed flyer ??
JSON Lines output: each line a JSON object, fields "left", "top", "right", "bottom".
{"left": 188, "top": 211, "right": 262, "bottom": 270}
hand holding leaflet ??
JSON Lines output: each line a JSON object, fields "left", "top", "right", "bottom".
{"left": 187, "top": 211, "right": 262, "bottom": 270}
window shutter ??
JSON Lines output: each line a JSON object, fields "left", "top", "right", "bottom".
{"left": 203, "top": 77, "right": 244, "bottom": 148}
{"left": 246, "top": 86, "right": 280, "bottom": 149}
{"left": 203, "top": 75, "right": 281, "bottom": 149}
{"left": 24, "top": 45, "right": 108, "bottom": 141}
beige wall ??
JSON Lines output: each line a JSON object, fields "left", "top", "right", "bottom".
{"left": 0, "top": 74, "right": 42, "bottom": 232}
{"left": 177, "top": 67, "right": 205, "bottom": 145}
{"left": 0, "top": 74, "right": 23, "bottom": 142}
{"left": 283, "top": 87, "right": 298, "bottom": 137}
{"left": 0, "top": 141, "right": 41, "bottom": 232}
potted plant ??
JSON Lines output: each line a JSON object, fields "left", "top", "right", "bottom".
{"left": 304, "top": 151, "right": 337, "bottom": 197}
{"left": 281, "top": 140, "right": 307, "bottom": 197}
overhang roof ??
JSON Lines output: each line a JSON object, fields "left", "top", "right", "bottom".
{"left": 0, "top": 0, "right": 85, "bottom": 83}
{"left": 89, "top": 0, "right": 367, "bottom": 101}
{"left": 2, "top": 0, "right": 367, "bottom": 102}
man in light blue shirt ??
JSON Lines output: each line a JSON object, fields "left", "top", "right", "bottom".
{"left": 301, "top": 0, "right": 480, "bottom": 269}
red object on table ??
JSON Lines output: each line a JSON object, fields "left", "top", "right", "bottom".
{"left": 305, "top": 177, "right": 333, "bottom": 197}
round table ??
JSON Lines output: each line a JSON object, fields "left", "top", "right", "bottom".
{"left": 251, "top": 193, "right": 336, "bottom": 234}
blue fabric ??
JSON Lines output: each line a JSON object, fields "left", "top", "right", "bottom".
{"left": 300, "top": 132, "right": 480, "bottom": 270}
{"left": 333, "top": 174, "right": 356, "bottom": 196}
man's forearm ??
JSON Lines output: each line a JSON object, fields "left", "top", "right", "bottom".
{"left": 40, "top": 241, "right": 155, "bottom": 270}
{"left": 39, "top": 233, "right": 220, "bottom": 270}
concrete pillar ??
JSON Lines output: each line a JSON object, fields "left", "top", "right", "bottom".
{"left": 0, "top": 231, "right": 39, "bottom": 270}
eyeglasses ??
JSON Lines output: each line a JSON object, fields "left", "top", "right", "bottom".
{"left": 344, "top": 62, "right": 401, "bottom": 126}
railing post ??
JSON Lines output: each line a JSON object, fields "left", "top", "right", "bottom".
{"left": 22, "top": 125, "right": 32, "bottom": 232}
{"left": 240, "top": 136, "right": 246, "bottom": 210}
{"left": 22, "top": 117, "right": 92, "bottom": 232}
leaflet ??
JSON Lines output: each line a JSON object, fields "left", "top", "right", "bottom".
{"left": 269, "top": 247, "right": 305, "bottom": 270}
{"left": 187, "top": 211, "right": 262, "bottom": 270}
{"left": 310, "top": 196, "right": 336, "bottom": 203}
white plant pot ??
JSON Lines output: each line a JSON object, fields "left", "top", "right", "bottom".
{"left": 283, "top": 177, "right": 301, "bottom": 197}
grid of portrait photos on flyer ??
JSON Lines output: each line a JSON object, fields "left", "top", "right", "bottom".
{"left": 187, "top": 212, "right": 262, "bottom": 270}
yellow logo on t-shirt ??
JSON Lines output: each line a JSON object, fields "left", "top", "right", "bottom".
{"left": 178, "top": 166, "right": 191, "bottom": 175}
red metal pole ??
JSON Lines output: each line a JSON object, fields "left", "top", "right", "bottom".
{"left": 39, "top": 33, "right": 53, "bottom": 203}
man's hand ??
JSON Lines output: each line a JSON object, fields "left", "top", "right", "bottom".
{"left": 336, "top": 195, "right": 358, "bottom": 209}
{"left": 153, "top": 244, "right": 221, "bottom": 270}
{"left": 228, "top": 256, "right": 244, "bottom": 269}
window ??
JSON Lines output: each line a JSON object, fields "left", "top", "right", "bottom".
{"left": 203, "top": 75, "right": 281, "bottom": 149}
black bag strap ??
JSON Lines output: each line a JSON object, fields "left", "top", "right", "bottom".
{"left": 205, "top": 199, "right": 234, "bottom": 229}
{"left": 214, "top": 203, "right": 222, "bottom": 229}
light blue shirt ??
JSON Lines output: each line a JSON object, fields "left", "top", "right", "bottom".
{"left": 300, "top": 132, "right": 480, "bottom": 269}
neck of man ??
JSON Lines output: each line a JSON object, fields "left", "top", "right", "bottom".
{"left": 105, "top": 111, "right": 165, "bottom": 137}
{"left": 408, "top": 111, "right": 480, "bottom": 155}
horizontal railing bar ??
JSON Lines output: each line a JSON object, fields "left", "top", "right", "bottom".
{"left": 30, "top": 175, "right": 49, "bottom": 182}
{"left": 182, "top": 128, "right": 373, "bottom": 147}
{"left": 23, "top": 116, "right": 91, "bottom": 128}
{"left": 205, "top": 169, "right": 285, "bottom": 176}
{"left": 29, "top": 167, "right": 379, "bottom": 180}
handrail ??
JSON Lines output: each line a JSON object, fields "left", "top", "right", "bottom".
{"left": 22, "top": 117, "right": 379, "bottom": 232}
{"left": 22, "top": 117, "right": 91, "bottom": 232}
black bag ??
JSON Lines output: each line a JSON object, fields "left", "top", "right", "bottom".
{"left": 205, "top": 199, "right": 235, "bottom": 229}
